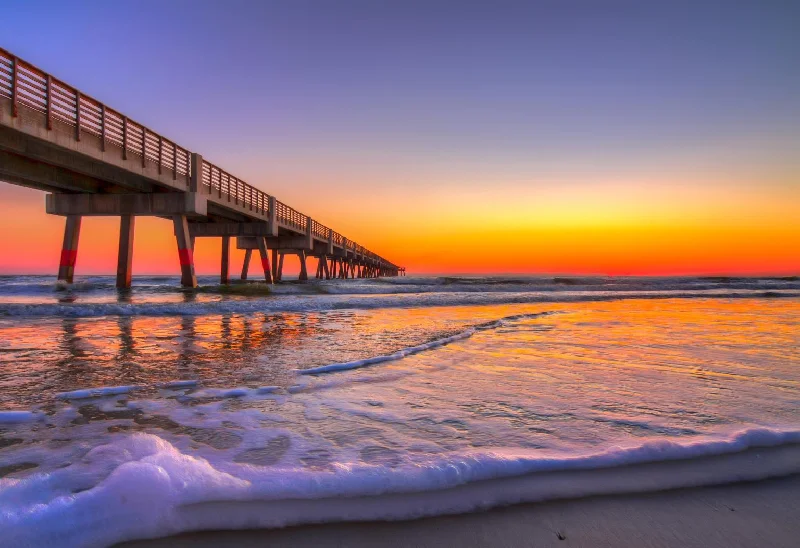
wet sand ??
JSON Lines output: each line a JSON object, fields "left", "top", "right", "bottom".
{"left": 120, "top": 473, "right": 800, "bottom": 548}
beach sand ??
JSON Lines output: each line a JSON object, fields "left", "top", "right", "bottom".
{"left": 120, "top": 473, "right": 800, "bottom": 548}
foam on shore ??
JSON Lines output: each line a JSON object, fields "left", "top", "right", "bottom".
{"left": 56, "top": 385, "right": 142, "bottom": 400}
{"left": 1, "top": 428, "right": 799, "bottom": 548}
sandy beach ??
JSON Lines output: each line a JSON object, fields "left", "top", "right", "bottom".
{"left": 118, "top": 444, "right": 800, "bottom": 548}
{"left": 120, "top": 474, "right": 800, "bottom": 548}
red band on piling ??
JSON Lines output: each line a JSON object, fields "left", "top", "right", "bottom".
{"left": 178, "top": 247, "right": 193, "bottom": 266}
{"left": 59, "top": 249, "right": 77, "bottom": 267}
{"left": 261, "top": 258, "right": 271, "bottom": 273}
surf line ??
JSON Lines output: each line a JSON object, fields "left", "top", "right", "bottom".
{"left": 298, "top": 311, "right": 555, "bottom": 375}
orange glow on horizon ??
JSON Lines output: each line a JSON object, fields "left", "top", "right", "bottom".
{"left": 0, "top": 174, "right": 797, "bottom": 277}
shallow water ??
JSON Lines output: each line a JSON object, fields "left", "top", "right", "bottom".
{"left": 0, "top": 275, "right": 798, "bottom": 547}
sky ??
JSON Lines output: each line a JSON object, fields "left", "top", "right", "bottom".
{"left": 1, "top": 0, "right": 798, "bottom": 276}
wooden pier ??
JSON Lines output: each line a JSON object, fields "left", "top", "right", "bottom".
{"left": 0, "top": 47, "right": 404, "bottom": 287}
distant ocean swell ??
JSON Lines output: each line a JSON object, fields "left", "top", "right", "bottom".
{"left": 0, "top": 289, "right": 797, "bottom": 317}
{"left": 1, "top": 428, "right": 799, "bottom": 547}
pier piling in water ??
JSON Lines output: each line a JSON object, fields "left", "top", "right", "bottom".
{"left": 116, "top": 215, "right": 135, "bottom": 289}
{"left": 57, "top": 215, "right": 81, "bottom": 284}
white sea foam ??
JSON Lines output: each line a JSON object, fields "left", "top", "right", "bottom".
{"left": 157, "top": 380, "right": 199, "bottom": 389}
{"left": 300, "top": 312, "right": 545, "bottom": 374}
{"left": 56, "top": 385, "right": 141, "bottom": 400}
{"left": 0, "top": 411, "right": 43, "bottom": 423}
{"left": 1, "top": 428, "right": 799, "bottom": 547}
{"left": 187, "top": 386, "right": 281, "bottom": 399}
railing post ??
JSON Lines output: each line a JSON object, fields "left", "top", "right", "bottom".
{"left": 122, "top": 116, "right": 128, "bottom": 160}
{"left": 100, "top": 104, "right": 106, "bottom": 151}
{"left": 172, "top": 142, "right": 177, "bottom": 180}
{"left": 189, "top": 153, "right": 203, "bottom": 192}
{"left": 10, "top": 57, "right": 18, "bottom": 117}
{"left": 305, "top": 215, "right": 313, "bottom": 250}
{"left": 45, "top": 74, "right": 52, "bottom": 130}
{"left": 141, "top": 128, "right": 146, "bottom": 167}
{"left": 268, "top": 196, "right": 278, "bottom": 236}
{"left": 158, "top": 136, "right": 163, "bottom": 174}
{"left": 75, "top": 90, "right": 81, "bottom": 141}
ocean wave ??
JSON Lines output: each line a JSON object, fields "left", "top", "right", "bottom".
{"left": 299, "top": 312, "right": 548, "bottom": 374}
{"left": 0, "top": 289, "right": 797, "bottom": 318}
{"left": 1, "top": 427, "right": 799, "bottom": 547}
{"left": 2, "top": 275, "right": 798, "bottom": 299}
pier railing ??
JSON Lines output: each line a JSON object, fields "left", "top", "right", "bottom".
{"left": 0, "top": 47, "right": 399, "bottom": 269}
{"left": 0, "top": 49, "right": 192, "bottom": 183}
{"left": 201, "top": 160, "right": 269, "bottom": 216}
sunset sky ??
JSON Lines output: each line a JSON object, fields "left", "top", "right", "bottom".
{"left": 1, "top": 1, "right": 798, "bottom": 276}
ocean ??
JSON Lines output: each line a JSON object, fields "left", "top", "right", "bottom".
{"left": 1, "top": 275, "right": 798, "bottom": 547}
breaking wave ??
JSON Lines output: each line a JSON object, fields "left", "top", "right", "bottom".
{"left": 299, "top": 312, "right": 550, "bottom": 374}
{"left": 0, "top": 288, "right": 797, "bottom": 317}
{"left": 1, "top": 428, "right": 799, "bottom": 547}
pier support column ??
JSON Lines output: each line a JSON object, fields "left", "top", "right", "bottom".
{"left": 257, "top": 237, "right": 273, "bottom": 284}
{"left": 173, "top": 215, "right": 197, "bottom": 288}
{"left": 220, "top": 236, "right": 230, "bottom": 284}
{"left": 271, "top": 249, "right": 279, "bottom": 281}
{"left": 57, "top": 215, "right": 81, "bottom": 283}
{"left": 116, "top": 215, "right": 135, "bottom": 289}
{"left": 277, "top": 253, "right": 285, "bottom": 281}
{"left": 241, "top": 249, "right": 252, "bottom": 280}
{"left": 298, "top": 250, "right": 309, "bottom": 281}
{"left": 323, "top": 257, "right": 331, "bottom": 280}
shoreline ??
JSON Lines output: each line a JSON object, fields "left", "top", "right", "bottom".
{"left": 119, "top": 473, "right": 800, "bottom": 548}
{"left": 113, "top": 444, "right": 800, "bottom": 548}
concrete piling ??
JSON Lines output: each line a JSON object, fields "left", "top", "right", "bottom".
{"left": 57, "top": 215, "right": 81, "bottom": 283}
{"left": 172, "top": 215, "right": 197, "bottom": 288}
{"left": 298, "top": 250, "right": 308, "bottom": 281}
{"left": 241, "top": 249, "right": 252, "bottom": 280}
{"left": 257, "top": 237, "right": 273, "bottom": 284}
{"left": 116, "top": 215, "right": 135, "bottom": 289}
{"left": 220, "top": 236, "right": 230, "bottom": 285}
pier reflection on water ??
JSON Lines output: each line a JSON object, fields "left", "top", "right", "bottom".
{"left": 0, "top": 292, "right": 474, "bottom": 407}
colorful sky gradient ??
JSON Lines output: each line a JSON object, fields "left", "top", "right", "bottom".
{"left": 1, "top": 1, "right": 798, "bottom": 276}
